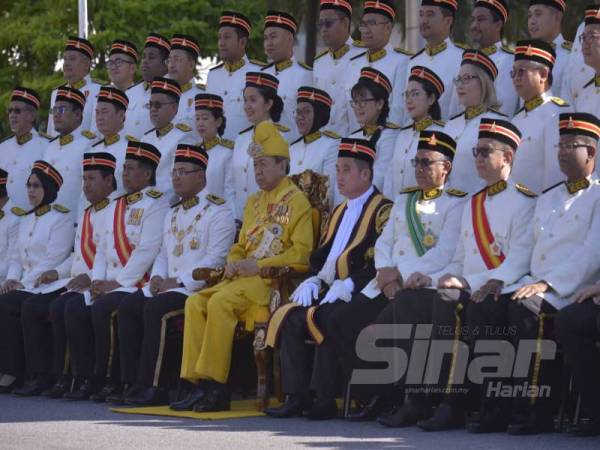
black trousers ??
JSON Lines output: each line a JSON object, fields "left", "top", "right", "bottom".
{"left": 21, "top": 289, "right": 69, "bottom": 378}
{"left": 0, "top": 290, "right": 36, "bottom": 377}
{"left": 556, "top": 300, "right": 600, "bottom": 420}
{"left": 64, "top": 293, "right": 94, "bottom": 378}
{"left": 467, "top": 294, "right": 558, "bottom": 418}
{"left": 117, "top": 290, "right": 186, "bottom": 387}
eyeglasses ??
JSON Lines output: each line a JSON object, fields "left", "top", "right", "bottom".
{"left": 358, "top": 20, "right": 389, "bottom": 29}
{"left": 579, "top": 32, "right": 600, "bottom": 44}
{"left": 558, "top": 143, "right": 595, "bottom": 153}
{"left": 144, "top": 101, "right": 177, "bottom": 110}
{"left": 107, "top": 58, "right": 135, "bottom": 70}
{"left": 410, "top": 158, "right": 446, "bottom": 168}
{"left": 171, "top": 168, "right": 202, "bottom": 177}
{"left": 403, "top": 90, "right": 425, "bottom": 100}
{"left": 51, "top": 105, "right": 72, "bottom": 115}
{"left": 453, "top": 74, "right": 480, "bottom": 86}
{"left": 294, "top": 108, "right": 313, "bottom": 118}
{"left": 510, "top": 67, "right": 536, "bottom": 79}
{"left": 26, "top": 181, "right": 42, "bottom": 189}
{"left": 318, "top": 18, "right": 343, "bottom": 29}
{"left": 472, "top": 145, "right": 502, "bottom": 158}
{"left": 349, "top": 98, "right": 378, "bottom": 108}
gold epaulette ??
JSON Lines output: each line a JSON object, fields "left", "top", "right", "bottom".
{"left": 400, "top": 186, "right": 420, "bottom": 194}
{"left": 322, "top": 130, "right": 341, "bottom": 139}
{"left": 126, "top": 192, "right": 143, "bottom": 204}
{"left": 446, "top": 188, "right": 467, "bottom": 197}
{"left": 175, "top": 123, "right": 192, "bottom": 132}
{"left": 10, "top": 206, "right": 27, "bottom": 216}
{"left": 38, "top": 131, "right": 52, "bottom": 140}
{"left": 125, "top": 134, "right": 139, "bottom": 142}
{"left": 314, "top": 49, "right": 329, "bottom": 60}
{"left": 81, "top": 130, "right": 97, "bottom": 140}
{"left": 221, "top": 138, "right": 234, "bottom": 149}
{"left": 249, "top": 59, "right": 267, "bottom": 67}
{"left": 52, "top": 204, "right": 70, "bottom": 213}
{"left": 562, "top": 41, "right": 573, "bottom": 51}
{"left": 275, "top": 123, "right": 290, "bottom": 133}
{"left": 91, "top": 78, "right": 108, "bottom": 85}
{"left": 454, "top": 42, "right": 468, "bottom": 50}
{"left": 551, "top": 97, "right": 569, "bottom": 107}
{"left": 207, "top": 194, "right": 225, "bottom": 205}
{"left": 516, "top": 183, "right": 537, "bottom": 197}
{"left": 394, "top": 47, "right": 413, "bottom": 56}
{"left": 196, "top": 83, "right": 206, "bottom": 90}
{"left": 385, "top": 122, "right": 401, "bottom": 129}
{"left": 353, "top": 39, "right": 366, "bottom": 48}
{"left": 501, "top": 45, "right": 514, "bottom": 54}
{"left": 298, "top": 61, "right": 312, "bottom": 70}
{"left": 433, "top": 119, "right": 446, "bottom": 126}
{"left": 146, "top": 189, "right": 163, "bottom": 199}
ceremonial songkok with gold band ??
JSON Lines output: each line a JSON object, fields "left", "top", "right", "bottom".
{"left": 585, "top": 4, "right": 600, "bottom": 25}
{"left": 514, "top": 39, "right": 556, "bottom": 69}
{"left": 421, "top": 0, "right": 458, "bottom": 13}
{"left": 297, "top": 86, "right": 333, "bottom": 109}
{"left": 56, "top": 86, "right": 86, "bottom": 110}
{"left": 248, "top": 121, "right": 289, "bottom": 159}
{"left": 338, "top": 138, "right": 376, "bottom": 164}
{"left": 11, "top": 87, "right": 41, "bottom": 109}
{"left": 559, "top": 113, "right": 600, "bottom": 141}
{"left": 320, "top": 0, "right": 352, "bottom": 17}
{"left": 82, "top": 152, "right": 117, "bottom": 173}
{"left": 126, "top": 141, "right": 161, "bottom": 169}
{"left": 109, "top": 39, "right": 139, "bottom": 62}
{"left": 409, "top": 65, "right": 445, "bottom": 98}
{"left": 175, "top": 144, "right": 209, "bottom": 170}
{"left": 151, "top": 77, "right": 182, "bottom": 101}
{"left": 528, "top": 0, "right": 566, "bottom": 13}
{"left": 264, "top": 10, "right": 298, "bottom": 34}
{"left": 359, "top": 67, "right": 392, "bottom": 94}
{"left": 145, "top": 33, "right": 171, "bottom": 53}
{"left": 245, "top": 72, "right": 279, "bottom": 93}
{"left": 170, "top": 34, "right": 200, "bottom": 59}
{"left": 0, "top": 169, "right": 7, "bottom": 187}
{"left": 219, "top": 11, "right": 252, "bottom": 36}
{"left": 475, "top": 0, "right": 509, "bottom": 23}
{"left": 363, "top": 0, "right": 396, "bottom": 20}
{"left": 32, "top": 160, "right": 63, "bottom": 190}
{"left": 478, "top": 118, "right": 522, "bottom": 150}
{"left": 97, "top": 86, "right": 129, "bottom": 110}
{"left": 65, "top": 36, "right": 94, "bottom": 59}
{"left": 195, "top": 93, "right": 224, "bottom": 111}
{"left": 462, "top": 49, "right": 498, "bottom": 81}
{"left": 418, "top": 131, "right": 456, "bottom": 160}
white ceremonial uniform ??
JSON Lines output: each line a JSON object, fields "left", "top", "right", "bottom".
{"left": 145, "top": 190, "right": 236, "bottom": 297}
{"left": 573, "top": 77, "right": 600, "bottom": 138}
{"left": 206, "top": 55, "right": 265, "bottom": 141}
{"left": 485, "top": 43, "right": 519, "bottom": 117}
{"left": 6, "top": 205, "right": 74, "bottom": 291}
{"left": 124, "top": 81, "right": 152, "bottom": 138}
{"left": 0, "top": 130, "right": 49, "bottom": 210}
{"left": 430, "top": 180, "right": 536, "bottom": 293}
{"left": 344, "top": 43, "right": 411, "bottom": 131}
{"left": 176, "top": 81, "right": 204, "bottom": 141}
{"left": 201, "top": 137, "right": 234, "bottom": 205}
{"left": 0, "top": 201, "right": 22, "bottom": 282}
{"left": 550, "top": 34, "right": 573, "bottom": 101}
{"left": 42, "top": 127, "right": 97, "bottom": 215}
{"left": 47, "top": 75, "right": 103, "bottom": 137}
{"left": 226, "top": 122, "right": 290, "bottom": 220}
{"left": 349, "top": 124, "right": 400, "bottom": 193}
{"left": 406, "top": 39, "right": 464, "bottom": 120}
{"left": 313, "top": 39, "right": 365, "bottom": 136}
{"left": 143, "top": 123, "right": 195, "bottom": 201}
{"left": 92, "top": 186, "right": 169, "bottom": 293}
{"left": 362, "top": 187, "right": 466, "bottom": 298}
{"left": 89, "top": 132, "right": 138, "bottom": 198}
{"left": 511, "top": 92, "right": 571, "bottom": 194}
{"left": 563, "top": 22, "right": 593, "bottom": 106}
{"left": 501, "top": 176, "right": 600, "bottom": 310}
{"left": 444, "top": 108, "right": 506, "bottom": 193}
{"left": 383, "top": 118, "right": 445, "bottom": 199}
{"left": 261, "top": 57, "right": 313, "bottom": 143}
{"left": 289, "top": 130, "right": 340, "bottom": 206}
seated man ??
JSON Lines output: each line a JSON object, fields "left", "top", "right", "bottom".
{"left": 329, "top": 131, "right": 468, "bottom": 421}
{"left": 170, "top": 121, "right": 313, "bottom": 412}
{"left": 265, "top": 138, "right": 393, "bottom": 420}
{"left": 469, "top": 113, "right": 600, "bottom": 435}
{"left": 115, "top": 144, "right": 236, "bottom": 406}
{"left": 372, "top": 119, "right": 535, "bottom": 430}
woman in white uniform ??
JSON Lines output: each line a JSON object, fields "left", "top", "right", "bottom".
{"left": 384, "top": 66, "right": 446, "bottom": 198}
{"left": 348, "top": 67, "right": 400, "bottom": 192}
{"left": 444, "top": 49, "right": 505, "bottom": 193}
{"left": 290, "top": 86, "right": 340, "bottom": 207}
{"left": 195, "top": 93, "right": 233, "bottom": 204}
{"left": 226, "top": 72, "right": 289, "bottom": 222}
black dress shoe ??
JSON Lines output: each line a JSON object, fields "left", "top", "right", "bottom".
{"left": 0, "top": 379, "right": 22, "bottom": 394}
{"left": 43, "top": 378, "right": 72, "bottom": 399}
{"left": 107, "top": 384, "right": 142, "bottom": 405}
{"left": 306, "top": 398, "right": 338, "bottom": 420}
{"left": 265, "top": 394, "right": 311, "bottom": 418}
{"left": 90, "top": 383, "right": 121, "bottom": 403}
{"left": 466, "top": 409, "right": 509, "bottom": 433}
{"left": 377, "top": 401, "right": 431, "bottom": 428}
{"left": 170, "top": 384, "right": 207, "bottom": 411}
{"left": 126, "top": 387, "right": 169, "bottom": 406}
{"left": 507, "top": 412, "right": 554, "bottom": 435}
{"left": 346, "top": 395, "right": 394, "bottom": 422}
{"left": 417, "top": 402, "right": 465, "bottom": 432}
{"left": 13, "top": 378, "right": 53, "bottom": 397}
{"left": 64, "top": 379, "right": 97, "bottom": 401}
{"left": 193, "top": 384, "right": 231, "bottom": 413}
{"left": 566, "top": 417, "right": 600, "bottom": 437}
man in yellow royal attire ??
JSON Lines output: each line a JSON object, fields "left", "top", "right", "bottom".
{"left": 170, "top": 121, "right": 314, "bottom": 412}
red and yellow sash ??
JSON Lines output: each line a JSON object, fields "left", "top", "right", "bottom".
{"left": 80, "top": 208, "right": 96, "bottom": 270}
{"left": 471, "top": 191, "right": 505, "bottom": 269}
{"left": 113, "top": 196, "right": 148, "bottom": 286}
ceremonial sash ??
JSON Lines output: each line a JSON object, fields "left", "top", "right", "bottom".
{"left": 113, "top": 197, "right": 148, "bottom": 285}
{"left": 406, "top": 191, "right": 427, "bottom": 256}
{"left": 80, "top": 208, "right": 95, "bottom": 270}
{"left": 471, "top": 191, "right": 505, "bottom": 269}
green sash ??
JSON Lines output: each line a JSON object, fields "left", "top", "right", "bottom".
{"left": 405, "top": 191, "right": 436, "bottom": 256}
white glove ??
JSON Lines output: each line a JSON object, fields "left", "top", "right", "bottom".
{"left": 291, "top": 276, "right": 321, "bottom": 307}
{"left": 321, "top": 279, "right": 353, "bottom": 305}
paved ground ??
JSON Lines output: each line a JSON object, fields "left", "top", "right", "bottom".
{"left": 0, "top": 395, "right": 598, "bottom": 449}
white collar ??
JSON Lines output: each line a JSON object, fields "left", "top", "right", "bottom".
{"left": 346, "top": 185, "right": 374, "bottom": 211}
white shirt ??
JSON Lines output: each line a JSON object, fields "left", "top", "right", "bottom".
{"left": 563, "top": 22, "right": 594, "bottom": 106}
{"left": 88, "top": 132, "right": 137, "bottom": 198}
{"left": 175, "top": 81, "right": 204, "bottom": 142}
{"left": 124, "top": 81, "right": 153, "bottom": 138}
{"left": 203, "top": 138, "right": 234, "bottom": 205}
{"left": 0, "top": 200, "right": 21, "bottom": 281}
{"left": 487, "top": 43, "right": 519, "bottom": 117}
{"left": 551, "top": 34, "right": 572, "bottom": 102}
